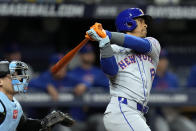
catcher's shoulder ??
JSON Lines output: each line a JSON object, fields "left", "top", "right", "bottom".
{"left": 0, "top": 103, "right": 4, "bottom": 113}
{"left": 0, "top": 98, "right": 5, "bottom": 113}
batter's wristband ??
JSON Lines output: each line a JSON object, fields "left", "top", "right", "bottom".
{"left": 100, "top": 43, "right": 113, "bottom": 58}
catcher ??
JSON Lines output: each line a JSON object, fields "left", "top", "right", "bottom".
{"left": 0, "top": 60, "right": 75, "bottom": 131}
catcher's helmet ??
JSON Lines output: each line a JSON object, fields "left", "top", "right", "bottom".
{"left": 0, "top": 61, "right": 10, "bottom": 78}
{"left": 115, "top": 8, "right": 152, "bottom": 32}
{"left": 0, "top": 60, "right": 29, "bottom": 93}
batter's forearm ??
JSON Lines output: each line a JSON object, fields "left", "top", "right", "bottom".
{"left": 106, "top": 31, "right": 124, "bottom": 45}
{"left": 100, "top": 43, "right": 118, "bottom": 76}
{"left": 100, "top": 43, "right": 113, "bottom": 58}
{"left": 106, "top": 31, "right": 151, "bottom": 53}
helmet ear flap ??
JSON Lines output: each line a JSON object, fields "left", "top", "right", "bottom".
{"left": 116, "top": 18, "right": 137, "bottom": 32}
{"left": 126, "top": 21, "right": 133, "bottom": 28}
{"left": 125, "top": 19, "right": 137, "bottom": 32}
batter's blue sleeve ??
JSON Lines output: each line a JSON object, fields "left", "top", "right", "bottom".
{"left": 100, "top": 56, "right": 119, "bottom": 76}
{"left": 106, "top": 30, "right": 112, "bottom": 39}
{"left": 124, "top": 34, "right": 151, "bottom": 53}
{"left": 106, "top": 31, "right": 151, "bottom": 53}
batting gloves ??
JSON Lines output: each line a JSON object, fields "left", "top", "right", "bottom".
{"left": 86, "top": 28, "right": 110, "bottom": 48}
{"left": 86, "top": 22, "right": 110, "bottom": 48}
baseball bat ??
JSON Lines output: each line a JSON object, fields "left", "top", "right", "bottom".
{"left": 51, "top": 38, "right": 89, "bottom": 74}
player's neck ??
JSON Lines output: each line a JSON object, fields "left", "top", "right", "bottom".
{"left": 6, "top": 93, "right": 14, "bottom": 101}
{"left": 0, "top": 90, "right": 14, "bottom": 101}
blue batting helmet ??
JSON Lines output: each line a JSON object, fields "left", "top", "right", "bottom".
{"left": 115, "top": 8, "right": 152, "bottom": 32}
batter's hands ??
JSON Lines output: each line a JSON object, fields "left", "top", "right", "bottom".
{"left": 86, "top": 28, "right": 102, "bottom": 41}
{"left": 85, "top": 23, "right": 107, "bottom": 40}
{"left": 86, "top": 23, "right": 110, "bottom": 48}
{"left": 91, "top": 23, "right": 107, "bottom": 38}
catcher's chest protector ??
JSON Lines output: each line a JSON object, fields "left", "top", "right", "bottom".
{"left": 0, "top": 92, "right": 23, "bottom": 131}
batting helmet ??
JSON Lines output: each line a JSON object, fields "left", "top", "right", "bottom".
{"left": 115, "top": 8, "right": 152, "bottom": 32}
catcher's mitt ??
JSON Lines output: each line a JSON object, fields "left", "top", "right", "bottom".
{"left": 40, "top": 110, "right": 75, "bottom": 131}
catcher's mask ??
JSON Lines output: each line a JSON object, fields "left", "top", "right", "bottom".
{"left": 0, "top": 60, "right": 29, "bottom": 93}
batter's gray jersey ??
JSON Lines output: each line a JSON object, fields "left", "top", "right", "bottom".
{"left": 109, "top": 37, "right": 161, "bottom": 105}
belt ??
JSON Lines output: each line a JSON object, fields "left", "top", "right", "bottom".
{"left": 118, "top": 96, "right": 149, "bottom": 114}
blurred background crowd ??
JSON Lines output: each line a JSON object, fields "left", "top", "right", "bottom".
{"left": 0, "top": 0, "right": 196, "bottom": 131}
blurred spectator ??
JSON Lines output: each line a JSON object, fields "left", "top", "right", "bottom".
{"left": 69, "top": 43, "right": 109, "bottom": 91}
{"left": 187, "top": 65, "right": 196, "bottom": 88}
{"left": 152, "top": 49, "right": 179, "bottom": 89}
{"left": 152, "top": 49, "right": 196, "bottom": 131}
{"left": 4, "top": 43, "right": 22, "bottom": 61}
{"left": 29, "top": 53, "right": 87, "bottom": 100}
{"left": 3, "top": 43, "right": 36, "bottom": 79}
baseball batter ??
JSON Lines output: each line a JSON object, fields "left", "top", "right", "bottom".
{"left": 86, "top": 8, "right": 161, "bottom": 131}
